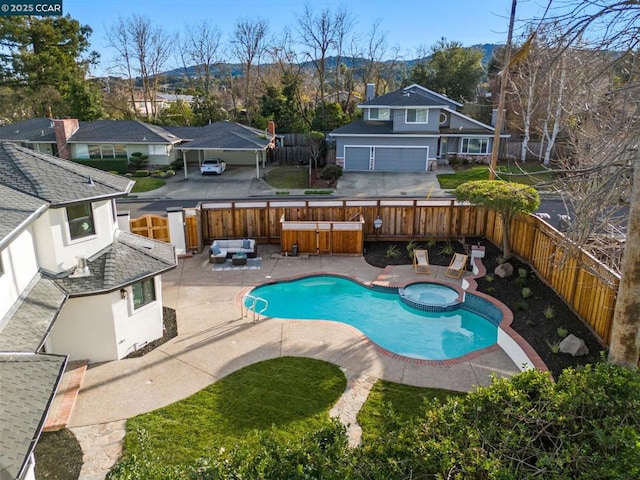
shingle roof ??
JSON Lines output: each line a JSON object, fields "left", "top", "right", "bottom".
{"left": 360, "top": 84, "right": 462, "bottom": 109}
{"left": 67, "top": 120, "right": 180, "bottom": 144}
{"left": 0, "top": 183, "right": 47, "bottom": 248}
{"left": 0, "top": 142, "right": 134, "bottom": 205}
{"left": 0, "top": 353, "right": 66, "bottom": 480}
{"left": 177, "top": 121, "right": 272, "bottom": 150}
{"left": 0, "top": 118, "right": 57, "bottom": 143}
{"left": 330, "top": 120, "right": 396, "bottom": 136}
{"left": 0, "top": 276, "right": 66, "bottom": 353}
{"left": 53, "top": 231, "right": 177, "bottom": 296}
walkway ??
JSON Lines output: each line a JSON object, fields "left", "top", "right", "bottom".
{"left": 66, "top": 245, "right": 519, "bottom": 478}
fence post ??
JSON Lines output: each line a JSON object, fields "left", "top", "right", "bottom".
{"left": 117, "top": 210, "right": 131, "bottom": 232}
{"left": 167, "top": 207, "right": 186, "bottom": 255}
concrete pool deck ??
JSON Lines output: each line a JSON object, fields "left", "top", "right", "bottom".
{"left": 66, "top": 245, "right": 521, "bottom": 478}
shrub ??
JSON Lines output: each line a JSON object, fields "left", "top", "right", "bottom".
{"left": 515, "top": 300, "right": 528, "bottom": 311}
{"left": 484, "top": 273, "right": 494, "bottom": 282}
{"left": 385, "top": 244, "right": 400, "bottom": 259}
{"left": 319, "top": 164, "right": 343, "bottom": 181}
{"left": 129, "top": 152, "right": 149, "bottom": 170}
{"left": 170, "top": 159, "right": 184, "bottom": 171}
{"left": 518, "top": 267, "right": 529, "bottom": 278}
{"left": 546, "top": 339, "right": 561, "bottom": 354}
{"left": 133, "top": 170, "right": 150, "bottom": 177}
{"left": 72, "top": 158, "right": 128, "bottom": 173}
{"left": 543, "top": 305, "right": 556, "bottom": 320}
{"left": 557, "top": 326, "right": 569, "bottom": 338}
{"left": 406, "top": 240, "right": 422, "bottom": 259}
{"left": 438, "top": 242, "right": 454, "bottom": 256}
{"left": 521, "top": 287, "right": 533, "bottom": 298}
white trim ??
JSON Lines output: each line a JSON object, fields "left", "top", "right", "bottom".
{"left": 367, "top": 107, "right": 390, "bottom": 120}
{"left": 331, "top": 133, "right": 440, "bottom": 138}
{"left": 405, "top": 107, "right": 429, "bottom": 124}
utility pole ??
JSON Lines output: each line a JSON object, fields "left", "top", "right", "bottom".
{"left": 489, "top": 0, "right": 517, "bottom": 180}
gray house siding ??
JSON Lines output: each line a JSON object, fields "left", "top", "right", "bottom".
{"left": 392, "top": 108, "right": 440, "bottom": 133}
{"left": 449, "top": 113, "right": 487, "bottom": 130}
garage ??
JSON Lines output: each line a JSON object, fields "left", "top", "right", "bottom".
{"left": 344, "top": 146, "right": 429, "bottom": 172}
{"left": 373, "top": 147, "right": 429, "bottom": 171}
{"left": 344, "top": 146, "right": 370, "bottom": 171}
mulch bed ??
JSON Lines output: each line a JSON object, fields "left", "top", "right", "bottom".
{"left": 123, "top": 306, "right": 178, "bottom": 359}
{"left": 363, "top": 240, "right": 605, "bottom": 379}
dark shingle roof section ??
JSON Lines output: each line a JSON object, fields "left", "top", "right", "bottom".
{"left": 67, "top": 120, "right": 180, "bottom": 144}
{"left": 360, "top": 85, "right": 462, "bottom": 109}
{"left": 330, "top": 120, "right": 396, "bottom": 135}
{"left": 0, "top": 276, "right": 66, "bottom": 353}
{"left": 0, "top": 184, "right": 47, "bottom": 248}
{"left": 177, "top": 121, "right": 271, "bottom": 150}
{"left": 53, "top": 231, "right": 177, "bottom": 296}
{"left": 0, "top": 353, "right": 66, "bottom": 480}
{"left": 0, "top": 142, "right": 133, "bottom": 205}
{"left": 0, "top": 118, "right": 57, "bottom": 143}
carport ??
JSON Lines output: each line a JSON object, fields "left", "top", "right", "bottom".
{"left": 175, "top": 121, "right": 275, "bottom": 179}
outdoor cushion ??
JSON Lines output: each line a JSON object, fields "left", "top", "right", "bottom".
{"left": 211, "top": 244, "right": 221, "bottom": 255}
{"left": 243, "top": 239, "right": 251, "bottom": 249}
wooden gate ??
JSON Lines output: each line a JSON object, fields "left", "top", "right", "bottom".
{"left": 129, "top": 214, "right": 170, "bottom": 242}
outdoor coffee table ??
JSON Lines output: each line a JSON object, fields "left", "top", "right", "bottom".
{"left": 232, "top": 252, "right": 247, "bottom": 266}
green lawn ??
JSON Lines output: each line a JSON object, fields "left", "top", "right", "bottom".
{"left": 265, "top": 165, "right": 309, "bottom": 189}
{"left": 357, "top": 380, "right": 464, "bottom": 444}
{"left": 130, "top": 176, "right": 166, "bottom": 193}
{"left": 437, "top": 163, "right": 556, "bottom": 189}
{"left": 116, "top": 357, "right": 346, "bottom": 469}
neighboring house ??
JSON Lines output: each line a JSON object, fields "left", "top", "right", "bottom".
{"left": 329, "top": 83, "right": 508, "bottom": 172}
{"left": 0, "top": 118, "right": 276, "bottom": 177}
{"left": 0, "top": 143, "right": 177, "bottom": 480}
{"left": 131, "top": 91, "right": 194, "bottom": 116}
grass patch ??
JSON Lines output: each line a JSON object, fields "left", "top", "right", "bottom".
{"left": 437, "top": 163, "right": 555, "bottom": 189}
{"left": 358, "top": 380, "right": 464, "bottom": 444}
{"left": 304, "top": 189, "right": 333, "bottom": 195}
{"left": 130, "top": 176, "right": 166, "bottom": 193}
{"left": 265, "top": 165, "right": 308, "bottom": 189}
{"left": 116, "top": 357, "right": 346, "bottom": 470}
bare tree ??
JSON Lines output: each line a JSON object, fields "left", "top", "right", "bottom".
{"left": 231, "top": 17, "right": 269, "bottom": 123}
{"left": 535, "top": 1, "right": 640, "bottom": 368}
{"left": 179, "top": 21, "right": 223, "bottom": 94}
{"left": 107, "top": 17, "right": 138, "bottom": 115}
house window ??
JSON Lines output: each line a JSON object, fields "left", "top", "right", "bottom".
{"left": 406, "top": 108, "right": 428, "bottom": 123}
{"left": 148, "top": 145, "right": 168, "bottom": 156}
{"left": 88, "top": 144, "right": 128, "bottom": 159}
{"left": 369, "top": 108, "right": 390, "bottom": 120}
{"left": 461, "top": 138, "right": 491, "bottom": 154}
{"left": 132, "top": 277, "right": 156, "bottom": 310}
{"left": 66, "top": 203, "right": 95, "bottom": 240}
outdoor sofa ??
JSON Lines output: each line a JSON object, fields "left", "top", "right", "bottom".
{"left": 210, "top": 238, "right": 257, "bottom": 263}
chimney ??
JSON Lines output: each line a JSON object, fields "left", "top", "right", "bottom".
{"left": 365, "top": 83, "right": 375, "bottom": 102}
{"left": 53, "top": 118, "right": 79, "bottom": 159}
{"left": 69, "top": 256, "right": 91, "bottom": 278}
{"left": 267, "top": 120, "right": 276, "bottom": 136}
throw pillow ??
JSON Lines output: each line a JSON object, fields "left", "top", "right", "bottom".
{"left": 242, "top": 239, "right": 251, "bottom": 249}
{"left": 211, "top": 244, "right": 221, "bottom": 255}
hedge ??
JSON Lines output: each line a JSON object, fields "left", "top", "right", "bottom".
{"left": 72, "top": 158, "right": 128, "bottom": 174}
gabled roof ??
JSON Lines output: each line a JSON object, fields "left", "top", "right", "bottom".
{"left": 53, "top": 231, "right": 177, "bottom": 296}
{"left": 0, "top": 276, "right": 66, "bottom": 353}
{"left": 0, "top": 183, "right": 48, "bottom": 249}
{"left": 359, "top": 84, "right": 463, "bottom": 109}
{"left": 0, "top": 353, "right": 66, "bottom": 480}
{"left": 0, "top": 142, "right": 134, "bottom": 206}
{"left": 0, "top": 118, "right": 57, "bottom": 143}
{"left": 330, "top": 120, "right": 397, "bottom": 136}
{"left": 176, "top": 121, "right": 272, "bottom": 150}
{"left": 66, "top": 120, "right": 181, "bottom": 145}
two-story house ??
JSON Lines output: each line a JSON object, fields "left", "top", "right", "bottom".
{"left": 329, "top": 83, "right": 506, "bottom": 172}
{"left": 0, "top": 143, "right": 177, "bottom": 480}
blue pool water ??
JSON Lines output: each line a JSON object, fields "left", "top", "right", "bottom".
{"left": 247, "top": 276, "right": 498, "bottom": 361}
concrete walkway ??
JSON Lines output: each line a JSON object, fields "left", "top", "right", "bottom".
{"left": 67, "top": 245, "right": 519, "bottom": 478}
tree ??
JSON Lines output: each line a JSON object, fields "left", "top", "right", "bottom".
{"left": 408, "top": 38, "right": 484, "bottom": 102}
{"left": 455, "top": 180, "right": 540, "bottom": 259}
{"left": 533, "top": 0, "right": 639, "bottom": 368}
{"left": 0, "top": 15, "right": 99, "bottom": 118}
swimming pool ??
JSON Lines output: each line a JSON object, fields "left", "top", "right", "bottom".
{"left": 246, "top": 275, "right": 498, "bottom": 361}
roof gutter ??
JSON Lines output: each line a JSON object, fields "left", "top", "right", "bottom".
{"left": 0, "top": 203, "right": 48, "bottom": 251}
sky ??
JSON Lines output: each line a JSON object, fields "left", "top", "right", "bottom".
{"left": 61, "top": 0, "right": 554, "bottom": 76}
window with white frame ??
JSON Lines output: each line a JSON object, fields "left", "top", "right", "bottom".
{"left": 132, "top": 277, "right": 156, "bottom": 310}
{"left": 88, "top": 144, "right": 127, "bottom": 159}
{"left": 406, "top": 108, "right": 428, "bottom": 123}
{"left": 66, "top": 203, "right": 95, "bottom": 240}
{"left": 368, "top": 108, "right": 390, "bottom": 120}
{"left": 148, "top": 144, "right": 168, "bottom": 156}
{"left": 461, "top": 138, "right": 490, "bottom": 154}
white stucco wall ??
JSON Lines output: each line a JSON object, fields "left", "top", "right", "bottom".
{"left": 0, "top": 228, "right": 39, "bottom": 319}
{"left": 45, "top": 276, "right": 164, "bottom": 363}
{"left": 46, "top": 293, "right": 118, "bottom": 363}
{"left": 115, "top": 276, "right": 164, "bottom": 358}
{"left": 33, "top": 200, "right": 116, "bottom": 273}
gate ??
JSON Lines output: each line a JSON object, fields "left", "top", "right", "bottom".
{"left": 129, "top": 214, "right": 170, "bottom": 242}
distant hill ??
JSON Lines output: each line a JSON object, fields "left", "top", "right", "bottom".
{"left": 159, "top": 44, "right": 500, "bottom": 84}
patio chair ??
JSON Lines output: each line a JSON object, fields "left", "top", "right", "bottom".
{"left": 445, "top": 253, "right": 468, "bottom": 278}
{"left": 413, "top": 249, "right": 430, "bottom": 274}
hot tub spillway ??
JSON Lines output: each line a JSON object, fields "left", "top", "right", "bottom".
{"left": 398, "top": 283, "right": 462, "bottom": 312}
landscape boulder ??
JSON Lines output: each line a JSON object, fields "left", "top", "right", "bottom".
{"left": 494, "top": 262, "right": 514, "bottom": 278}
{"left": 559, "top": 334, "right": 589, "bottom": 357}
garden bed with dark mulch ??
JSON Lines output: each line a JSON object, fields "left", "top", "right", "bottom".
{"left": 363, "top": 240, "right": 605, "bottom": 379}
{"left": 123, "top": 306, "right": 178, "bottom": 359}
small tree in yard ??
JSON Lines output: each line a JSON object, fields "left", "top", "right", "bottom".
{"left": 456, "top": 180, "right": 539, "bottom": 259}
{"left": 307, "top": 131, "right": 326, "bottom": 177}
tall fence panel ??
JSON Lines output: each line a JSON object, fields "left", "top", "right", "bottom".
{"left": 129, "top": 214, "right": 170, "bottom": 242}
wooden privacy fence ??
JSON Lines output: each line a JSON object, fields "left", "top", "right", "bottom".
{"left": 129, "top": 214, "right": 170, "bottom": 242}
{"left": 199, "top": 198, "right": 619, "bottom": 346}
{"left": 280, "top": 213, "right": 365, "bottom": 255}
